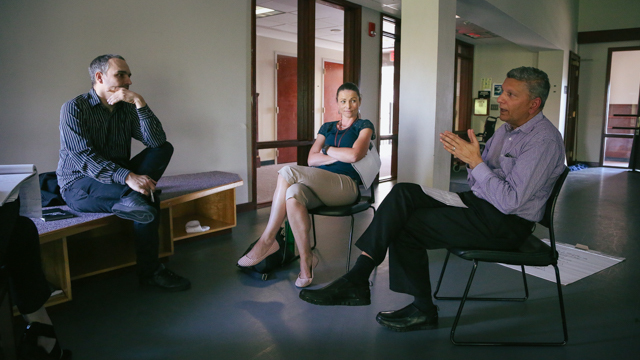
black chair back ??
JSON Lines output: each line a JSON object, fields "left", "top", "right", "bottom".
{"left": 482, "top": 116, "right": 498, "bottom": 141}
{"left": 538, "top": 167, "right": 570, "bottom": 251}
{"left": 360, "top": 182, "right": 376, "bottom": 205}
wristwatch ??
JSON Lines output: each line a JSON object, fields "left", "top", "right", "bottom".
{"left": 322, "top": 145, "right": 330, "bottom": 155}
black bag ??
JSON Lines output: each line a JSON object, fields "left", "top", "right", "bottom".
{"left": 239, "top": 221, "right": 297, "bottom": 280}
{"left": 39, "top": 172, "right": 65, "bottom": 207}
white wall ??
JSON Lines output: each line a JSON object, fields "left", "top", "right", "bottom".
{"left": 359, "top": 7, "right": 382, "bottom": 138}
{"left": 578, "top": 0, "right": 640, "bottom": 32}
{"left": 490, "top": 0, "right": 578, "bottom": 49}
{"left": 538, "top": 50, "right": 568, "bottom": 133}
{"left": 398, "top": 0, "right": 455, "bottom": 190}
{"left": 460, "top": 0, "right": 578, "bottom": 140}
{"left": 577, "top": 40, "right": 640, "bottom": 163}
{"left": 0, "top": 0, "right": 252, "bottom": 203}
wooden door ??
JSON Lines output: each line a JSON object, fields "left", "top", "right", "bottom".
{"left": 276, "top": 54, "right": 297, "bottom": 164}
{"left": 323, "top": 61, "right": 344, "bottom": 123}
{"left": 564, "top": 51, "right": 580, "bottom": 165}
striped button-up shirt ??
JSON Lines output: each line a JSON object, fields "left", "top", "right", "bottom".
{"left": 56, "top": 88, "right": 167, "bottom": 192}
{"left": 467, "top": 112, "right": 565, "bottom": 222}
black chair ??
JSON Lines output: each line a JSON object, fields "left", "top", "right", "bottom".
{"left": 308, "top": 183, "right": 376, "bottom": 273}
{"left": 0, "top": 269, "right": 17, "bottom": 360}
{"left": 433, "top": 167, "right": 570, "bottom": 346}
{"left": 477, "top": 116, "right": 498, "bottom": 153}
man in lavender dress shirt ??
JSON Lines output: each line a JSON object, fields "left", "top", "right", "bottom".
{"left": 299, "top": 67, "right": 566, "bottom": 332}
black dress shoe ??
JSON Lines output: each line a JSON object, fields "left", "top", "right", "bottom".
{"left": 19, "top": 322, "right": 72, "bottom": 360}
{"left": 376, "top": 304, "right": 438, "bottom": 332}
{"left": 112, "top": 192, "right": 157, "bottom": 223}
{"left": 299, "top": 277, "right": 370, "bottom": 306}
{"left": 140, "top": 264, "right": 191, "bottom": 292}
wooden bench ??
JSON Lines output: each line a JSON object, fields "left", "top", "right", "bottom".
{"left": 32, "top": 171, "right": 243, "bottom": 308}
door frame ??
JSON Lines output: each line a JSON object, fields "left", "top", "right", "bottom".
{"left": 250, "top": 0, "right": 362, "bottom": 208}
{"left": 599, "top": 46, "right": 640, "bottom": 167}
{"left": 322, "top": 58, "right": 344, "bottom": 125}
{"left": 564, "top": 51, "right": 580, "bottom": 166}
{"left": 274, "top": 52, "right": 299, "bottom": 164}
{"left": 453, "top": 40, "right": 474, "bottom": 133}
{"left": 378, "top": 14, "right": 401, "bottom": 181}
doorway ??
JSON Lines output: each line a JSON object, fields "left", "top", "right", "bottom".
{"left": 322, "top": 60, "right": 344, "bottom": 124}
{"left": 601, "top": 47, "right": 640, "bottom": 168}
{"left": 252, "top": 0, "right": 361, "bottom": 206}
{"left": 378, "top": 15, "right": 400, "bottom": 181}
{"left": 453, "top": 40, "right": 474, "bottom": 133}
{"left": 276, "top": 54, "right": 298, "bottom": 164}
{"left": 564, "top": 51, "right": 580, "bottom": 166}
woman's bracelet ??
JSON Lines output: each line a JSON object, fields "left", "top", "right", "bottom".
{"left": 322, "top": 145, "right": 331, "bottom": 155}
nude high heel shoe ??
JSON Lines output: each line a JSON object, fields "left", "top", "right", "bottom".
{"left": 295, "top": 256, "right": 318, "bottom": 288}
{"left": 237, "top": 240, "right": 280, "bottom": 267}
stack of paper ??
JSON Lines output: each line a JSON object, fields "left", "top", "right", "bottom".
{"left": 0, "top": 164, "right": 42, "bottom": 217}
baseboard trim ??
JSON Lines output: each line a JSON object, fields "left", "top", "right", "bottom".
{"left": 236, "top": 202, "right": 256, "bottom": 213}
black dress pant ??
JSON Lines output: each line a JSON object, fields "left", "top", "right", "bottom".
{"left": 355, "top": 183, "right": 534, "bottom": 298}
{"left": 62, "top": 142, "right": 173, "bottom": 278}
{"left": 0, "top": 200, "right": 51, "bottom": 314}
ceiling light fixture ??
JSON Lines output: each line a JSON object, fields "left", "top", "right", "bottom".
{"left": 256, "top": 6, "right": 284, "bottom": 18}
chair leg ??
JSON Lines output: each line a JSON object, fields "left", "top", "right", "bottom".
{"left": 450, "top": 260, "right": 479, "bottom": 345}
{"left": 346, "top": 215, "right": 355, "bottom": 273}
{"left": 311, "top": 214, "right": 317, "bottom": 250}
{"left": 450, "top": 261, "right": 567, "bottom": 346}
{"left": 554, "top": 264, "right": 569, "bottom": 345}
{"left": 0, "top": 288, "right": 17, "bottom": 360}
{"left": 433, "top": 251, "right": 452, "bottom": 300}
{"left": 519, "top": 265, "right": 530, "bottom": 300}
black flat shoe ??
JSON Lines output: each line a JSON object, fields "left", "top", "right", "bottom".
{"left": 111, "top": 192, "right": 157, "bottom": 223}
{"left": 299, "top": 277, "right": 370, "bottom": 306}
{"left": 19, "top": 322, "right": 72, "bottom": 360}
{"left": 140, "top": 264, "right": 191, "bottom": 292}
{"left": 376, "top": 304, "right": 438, "bottom": 332}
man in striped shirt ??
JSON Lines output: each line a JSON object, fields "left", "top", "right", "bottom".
{"left": 57, "top": 54, "right": 190, "bottom": 292}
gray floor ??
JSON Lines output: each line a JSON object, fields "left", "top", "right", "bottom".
{"left": 45, "top": 168, "right": 639, "bottom": 359}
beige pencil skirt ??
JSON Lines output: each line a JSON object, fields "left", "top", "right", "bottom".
{"left": 277, "top": 165, "right": 359, "bottom": 209}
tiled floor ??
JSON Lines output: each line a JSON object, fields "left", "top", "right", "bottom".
{"left": 41, "top": 168, "right": 640, "bottom": 359}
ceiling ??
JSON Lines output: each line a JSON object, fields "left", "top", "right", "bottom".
{"left": 256, "top": 0, "right": 513, "bottom": 50}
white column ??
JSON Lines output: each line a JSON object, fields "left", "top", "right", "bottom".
{"left": 538, "top": 50, "right": 568, "bottom": 136}
{"left": 397, "top": 0, "right": 456, "bottom": 189}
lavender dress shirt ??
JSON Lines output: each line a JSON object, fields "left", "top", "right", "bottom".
{"left": 467, "top": 112, "right": 565, "bottom": 222}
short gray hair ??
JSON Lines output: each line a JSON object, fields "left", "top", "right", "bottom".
{"left": 506, "top": 66, "right": 550, "bottom": 109}
{"left": 88, "top": 54, "right": 125, "bottom": 85}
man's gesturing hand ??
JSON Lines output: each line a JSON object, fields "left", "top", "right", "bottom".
{"left": 439, "top": 129, "right": 484, "bottom": 169}
{"left": 125, "top": 173, "right": 156, "bottom": 196}
{"left": 107, "top": 88, "right": 147, "bottom": 108}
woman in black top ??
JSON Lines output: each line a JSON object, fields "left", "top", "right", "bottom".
{"left": 238, "top": 83, "right": 376, "bottom": 287}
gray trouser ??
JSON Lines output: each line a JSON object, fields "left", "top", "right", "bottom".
{"left": 278, "top": 165, "right": 359, "bottom": 209}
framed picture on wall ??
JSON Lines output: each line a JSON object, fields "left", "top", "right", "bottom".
{"left": 493, "top": 84, "right": 503, "bottom": 97}
{"left": 474, "top": 98, "right": 489, "bottom": 116}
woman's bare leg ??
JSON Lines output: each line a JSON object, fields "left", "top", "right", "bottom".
{"left": 243, "top": 174, "right": 290, "bottom": 259}
{"left": 286, "top": 197, "right": 313, "bottom": 278}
